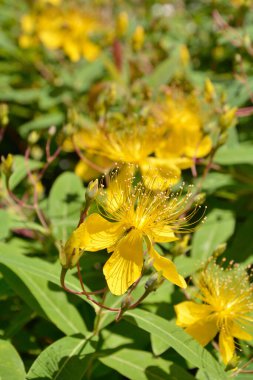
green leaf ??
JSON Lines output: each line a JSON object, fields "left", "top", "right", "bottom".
{"left": 0, "top": 209, "right": 10, "bottom": 239}
{"left": 19, "top": 113, "right": 64, "bottom": 136}
{"left": 151, "top": 334, "right": 171, "bottom": 356}
{"left": 226, "top": 215, "right": 253, "bottom": 264}
{"left": 4, "top": 305, "right": 35, "bottom": 339}
{"left": 124, "top": 309, "right": 227, "bottom": 380}
{"left": 214, "top": 144, "right": 253, "bottom": 165}
{"left": 48, "top": 172, "right": 85, "bottom": 241}
{"left": 145, "top": 58, "right": 176, "bottom": 89}
{"left": 100, "top": 348, "right": 195, "bottom": 380}
{"left": 26, "top": 335, "right": 96, "bottom": 380}
{"left": 199, "top": 172, "right": 236, "bottom": 194}
{"left": 191, "top": 209, "right": 235, "bottom": 261}
{"left": 0, "top": 88, "right": 43, "bottom": 104}
{"left": 0, "top": 339, "right": 26, "bottom": 380}
{"left": 174, "top": 256, "right": 199, "bottom": 277}
{"left": 0, "top": 249, "right": 88, "bottom": 335}
{"left": 8, "top": 155, "right": 43, "bottom": 190}
{"left": 59, "top": 60, "right": 104, "bottom": 92}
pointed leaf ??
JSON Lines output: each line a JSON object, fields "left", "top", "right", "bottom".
{"left": 100, "top": 348, "right": 195, "bottom": 380}
{"left": 0, "top": 339, "right": 26, "bottom": 380}
{"left": 27, "top": 335, "right": 96, "bottom": 380}
{"left": 124, "top": 309, "right": 227, "bottom": 380}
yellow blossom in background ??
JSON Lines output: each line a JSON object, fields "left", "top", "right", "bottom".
{"left": 231, "top": 0, "right": 252, "bottom": 7}
{"left": 179, "top": 44, "right": 190, "bottom": 67}
{"left": 69, "top": 114, "right": 181, "bottom": 190}
{"left": 19, "top": 2, "right": 102, "bottom": 62}
{"left": 75, "top": 153, "right": 112, "bottom": 182}
{"left": 38, "top": 0, "right": 62, "bottom": 5}
{"left": 175, "top": 261, "right": 253, "bottom": 365}
{"left": 61, "top": 169, "right": 201, "bottom": 295}
{"left": 132, "top": 25, "right": 145, "bottom": 51}
{"left": 155, "top": 91, "right": 212, "bottom": 175}
{"left": 116, "top": 11, "right": 129, "bottom": 37}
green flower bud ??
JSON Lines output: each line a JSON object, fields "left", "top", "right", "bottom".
{"left": 0, "top": 103, "right": 9, "bottom": 127}
{"left": 145, "top": 271, "right": 163, "bottom": 292}
{"left": 1, "top": 154, "right": 13, "bottom": 179}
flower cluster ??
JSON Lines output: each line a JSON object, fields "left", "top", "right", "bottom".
{"left": 62, "top": 84, "right": 234, "bottom": 191}
{"left": 19, "top": 0, "right": 103, "bottom": 62}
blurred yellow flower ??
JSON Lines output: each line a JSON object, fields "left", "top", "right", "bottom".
{"left": 19, "top": 3, "right": 102, "bottom": 62}
{"left": 175, "top": 261, "right": 253, "bottom": 365}
{"left": 231, "top": 0, "right": 252, "bottom": 7}
{"left": 116, "top": 12, "right": 129, "bottom": 37}
{"left": 155, "top": 91, "right": 212, "bottom": 174}
{"left": 179, "top": 44, "right": 190, "bottom": 67}
{"left": 71, "top": 119, "right": 181, "bottom": 190}
{"left": 132, "top": 25, "right": 145, "bottom": 51}
{"left": 61, "top": 169, "right": 200, "bottom": 295}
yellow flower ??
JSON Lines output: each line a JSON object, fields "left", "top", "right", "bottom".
{"left": 19, "top": 4, "right": 102, "bottom": 62}
{"left": 155, "top": 91, "right": 212, "bottom": 174}
{"left": 179, "top": 44, "right": 190, "bottom": 67}
{"left": 132, "top": 25, "right": 145, "bottom": 52}
{"left": 175, "top": 261, "right": 253, "bottom": 365}
{"left": 71, "top": 119, "right": 180, "bottom": 190}
{"left": 116, "top": 12, "right": 129, "bottom": 37}
{"left": 62, "top": 170, "right": 200, "bottom": 295}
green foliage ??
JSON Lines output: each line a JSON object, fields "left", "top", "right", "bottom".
{"left": 0, "top": 339, "right": 26, "bottom": 380}
{"left": 1, "top": 0, "right": 253, "bottom": 379}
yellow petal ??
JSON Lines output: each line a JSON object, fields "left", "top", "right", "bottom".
{"left": 19, "top": 35, "right": 35, "bottom": 48}
{"left": 21, "top": 15, "right": 34, "bottom": 33}
{"left": 140, "top": 157, "right": 181, "bottom": 191}
{"left": 75, "top": 160, "right": 100, "bottom": 181}
{"left": 39, "top": 30, "right": 63, "bottom": 49}
{"left": 104, "top": 164, "right": 135, "bottom": 213}
{"left": 150, "top": 225, "right": 178, "bottom": 243}
{"left": 184, "top": 135, "right": 212, "bottom": 158}
{"left": 148, "top": 244, "right": 186, "bottom": 288}
{"left": 170, "top": 156, "right": 194, "bottom": 169}
{"left": 219, "top": 330, "right": 235, "bottom": 365}
{"left": 64, "top": 214, "right": 123, "bottom": 255}
{"left": 83, "top": 213, "right": 124, "bottom": 251}
{"left": 231, "top": 322, "right": 253, "bottom": 341}
{"left": 185, "top": 318, "right": 218, "bottom": 346}
{"left": 103, "top": 229, "right": 143, "bottom": 295}
{"left": 64, "top": 40, "right": 81, "bottom": 62}
{"left": 174, "top": 301, "right": 213, "bottom": 327}
{"left": 75, "top": 155, "right": 112, "bottom": 182}
{"left": 82, "top": 41, "right": 100, "bottom": 61}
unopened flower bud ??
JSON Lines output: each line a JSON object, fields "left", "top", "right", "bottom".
{"left": 28, "top": 131, "right": 40, "bottom": 145}
{"left": 60, "top": 235, "right": 84, "bottom": 269}
{"left": 104, "top": 84, "right": 117, "bottom": 107}
{"left": 243, "top": 34, "right": 251, "bottom": 49}
{"left": 180, "top": 45, "right": 190, "bottom": 67}
{"left": 219, "top": 107, "right": 237, "bottom": 130}
{"left": 1, "top": 154, "right": 13, "bottom": 179}
{"left": 145, "top": 271, "right": 163, "bottom": 292}
{"left": 204, "top": 78, "right": 216, "bottom": 102}
{"left": 48, "top": 125, "right": 56, "bottom": 136}
{"left": 213, "top": 243, "right": 227, "bottom": 258}
{"left": 116, "top": 12, "right": 129, "bottom": 37}
{"left": 132, "top": 26, "right": 145, "bottom": 52}
{"left": 31, "top": 145, "right": 43, "bottom": 160}
{"left": 0, "top": 103, "right": 9, "bottom": 127}
{"left": 121, "top": 293, "right": 133, "bottom": 310}
{"left": 235, "top": 53, "right": 242, "bottom": 64}
{"left": 218, "top": 131, "right": 228, "bottom": 146}
{"left": 86, "top": 179, "right": 98, "bottom": 201}
{"left": 193, "top": 192, "right": 206, "bottom": 206}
